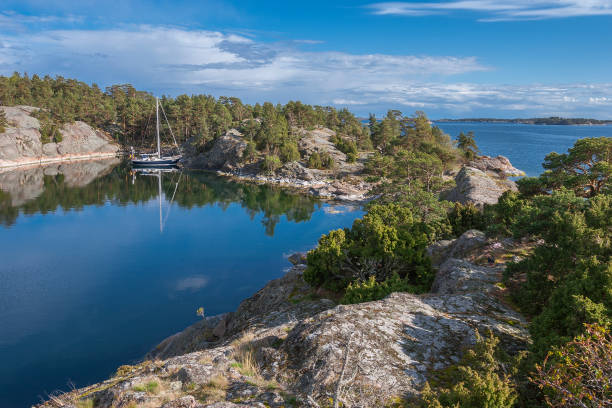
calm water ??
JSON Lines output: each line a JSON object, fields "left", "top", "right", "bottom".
{"left": 0, "top": 160, "right": 363, "bottom": 408}
{"left": 2, "top": 123, "right": 611, "bottom": 407}
{"left": 435, "top": 122, "right": 612, "bottom": 177}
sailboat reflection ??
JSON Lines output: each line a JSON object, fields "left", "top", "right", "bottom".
{"left": 131, "top": 167, "right": 182, "bottom": 233}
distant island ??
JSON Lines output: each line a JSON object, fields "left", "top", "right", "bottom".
{"left": 436, "top": 116, "right": 612, "bottom": 125}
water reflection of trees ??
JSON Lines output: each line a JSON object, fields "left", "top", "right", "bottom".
{"left": 0, "top": 162, "right": 320, "bottom": 235}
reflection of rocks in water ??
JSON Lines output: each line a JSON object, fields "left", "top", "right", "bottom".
{"left": 0, "top": 158, "right": 120, "bottom": 206}
{"left": 0, "top": 161, "right": 321, "bottom": 233}
{"left": 323, "top": 204, "right": 360, "bottom": 215}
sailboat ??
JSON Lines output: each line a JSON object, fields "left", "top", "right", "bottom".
{"left": 131, "top": 97, "right": 181, "bottom": 167}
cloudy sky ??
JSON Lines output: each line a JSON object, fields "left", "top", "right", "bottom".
{"left": 1, "top": 0, "right": 611, "bottom": 118}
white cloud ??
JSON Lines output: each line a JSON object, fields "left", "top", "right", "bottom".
{"left": 0, "top": 25, "right": 486, "bottom": 89}
{"left": 0, "top": 11, "right": 83, "bottom": 31}
{"left": 367, "top": 1, "right": 612, "bottom": 21}
{"left": 0, "top": 25, "right": 611, "bottom": 117}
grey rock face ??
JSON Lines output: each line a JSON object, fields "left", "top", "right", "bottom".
{"left": 469, "top": 155, "right": 525, "bottom": 178}
{"left": 297, "top": 127, "right": 346, "bottom": 163}
{"left": 0, "top": 106, "right": 119, "bottom": 167}
{"left": 444, "top": 166, "right": 518, "bottom": 207}
{"left": 185, "top": 130, "right": 247, "bottom": 170}
{"left": 279, "top": 262, "right": 528, "bottom": 405}
{"left": 276, "top": 161, "right": 316, "bottom": 181}
{"left": 427, "top": 229, "right": 487, "bottom": 267}
{"left": 57, "top": 121, "right": 119, "bottom": 155}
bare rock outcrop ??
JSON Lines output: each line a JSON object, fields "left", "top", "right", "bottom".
{"left": 184, "top": 130, "right": 247, "bottom": 171}
{"left": 297, "top": 127, "right": 346, "bottom": 164}
{"left": 38, "top": 231, "right": 529, "bottom": 408}
{"left": 0, "top": 106, "right": 119, "bottom": 168}
{"left": 444, "top": 166, "right": 519, "bottom": 207}
{"left": 468, "top": 155, "right": 525, "bottom": 178}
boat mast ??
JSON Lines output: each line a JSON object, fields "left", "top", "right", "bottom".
{"left": 156, "top": 97, "right": 161, "bottom": 158}
{"left": 158, "top": 170, "right": 163, "bottom": 233}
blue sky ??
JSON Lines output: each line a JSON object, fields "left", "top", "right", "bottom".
{"left": 1, "top": 0, "right": 611, "bottom": 118}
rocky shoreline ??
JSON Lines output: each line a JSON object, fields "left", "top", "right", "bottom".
{"left": 0, "top": 106, "right": 120, "bottom": 169}
{"left": 183, "top": 127, "right": 524, "bottom": 205}
{"left": 37, "top": 230, "right": 530, "bottom": 408}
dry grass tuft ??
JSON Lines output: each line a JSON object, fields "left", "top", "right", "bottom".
{"left": 231, "top": 331, "right": 260, "bottom": 378}
{"left": 191, "top": 374, "right": 229, "bottom": 403}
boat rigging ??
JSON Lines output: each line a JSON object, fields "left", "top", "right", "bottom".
{"left": 131, "top": 97, "right": 182, "bottom": 167}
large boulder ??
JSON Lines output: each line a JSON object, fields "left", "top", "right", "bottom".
{"left": 443, "top": 166, "right": 518, "bottom": 207}
{"left": 185, "top": 130, "right": 247, "bottom": 171}
{"left": 427, "top": 229, "right": 487, "bottom": 267}
{"left": 0, "top": 106, "right": 119, "bottom": 168}
{"left": 469, "top": 155, "right": 525, "bottom": 178}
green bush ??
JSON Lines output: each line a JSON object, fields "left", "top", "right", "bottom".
{"left": 242, "top": 141, "right": 257, "bottom": 163}
{"left": 346, "top": 151, "right": 357, "bottom": 163}
{"left": 279, "top": 140, "right": 300, "bottom": 163}
{"left": 40, "top": 119, "right": 62, "bottom": 143}
{"left": 304, "top": 203, "right": 434, "bottom": 293}
{"left": 307, "top": 151, "right": 335, "bottom": 169}
{"left": 531, "top": 324, "right": 612, "bottom": 408}
{"left": 341, "top": 273, "right": 422, "bottom": 304}
{"left": 418, "top": 331, "right": 522, "bottom": 408}
{"left": 261, "top": 154, "right": 282, "bottom": 175}
{"left": 331, "top": 134, "right": 358, "bottom": 157}
{"left": 320, "top": 151, "right": 335, "bottom": 169}
{"left": 307, "top": 151, "right": 322, "bottom": 169}
{"left": 0, "top": 110, "right": 7, "bottom": 133}
{"left": 528, "top": 257, "right": 611, "bottom": 357}
{"left": 447, "top": 202, "right": 486, "bottom": 237}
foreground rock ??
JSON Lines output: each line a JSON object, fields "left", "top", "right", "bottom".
{"left": 0, "top": 106, "right": 119, "bottom": 168}
{"left": 38, "top": 231, "right": 529, "bottom": 408}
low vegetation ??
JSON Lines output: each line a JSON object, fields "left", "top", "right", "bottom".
{"left": 305, "top": 136, "right": 611, "bottom": 406}
{"left": 0, "top": 109, "right": 7, "bottom": 133}
{"left": 132, "top": 380, "right": 159, "bottom": 394}
{"left": 417, "top": 331, "right": 524, "bottom": 408}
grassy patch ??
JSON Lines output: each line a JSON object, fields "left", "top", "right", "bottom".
{"left": 230, "top": 332, "right": 260, "bottom": 378}
{"left": 191, "top": 375, "right": 228, "bottom": 403}
{"left": 75, "top": 399, "right": 94, "bottom": 408}
{"left": 133, "top": 380, "right": 159, "bottom": 394}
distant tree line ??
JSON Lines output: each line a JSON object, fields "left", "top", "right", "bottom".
{"left": 437, "top": 117, "right": 612, "bottom": 125}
